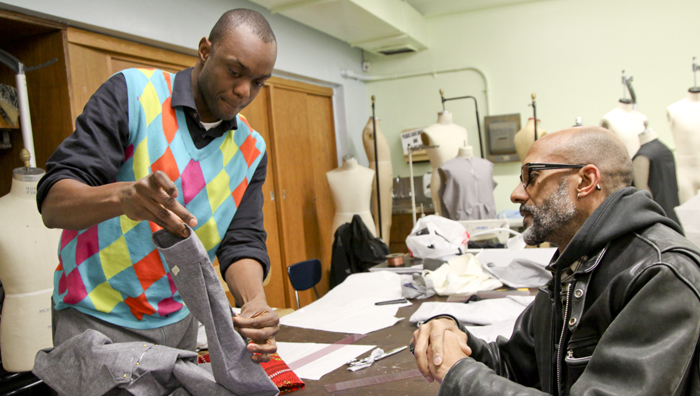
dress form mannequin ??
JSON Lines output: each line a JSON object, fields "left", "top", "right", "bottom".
{"left": 632, "top": 126, "right": 660, "bottom": 193}
{"left": 326, "top": 155, "right": 377, "bottom": 237}
{"left": 0, "top": 164, "right": 62, "bottom": 371}
{"left": 362, "top": 117, "right": 393, "bottom": 244}
{"left": 667, "top": 91, "right": 700, "bottom": 203}
{"left": 600, "top": 101, "right": 647, "bottom": 158}
{"left": 514, "top": 118, "right": 548, "bottom": 162}
{"left": 420, "top": 111, "right": 468, "bottom": 215}
{"left": 632, "top": 124, "right": 681, "bottom": 224}
{"left": 457, "top": 146, "right": 473, "bottom": 159}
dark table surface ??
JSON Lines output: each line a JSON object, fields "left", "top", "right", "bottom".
{"left": 276, "top": 297, "right": 442, "bottom": 396}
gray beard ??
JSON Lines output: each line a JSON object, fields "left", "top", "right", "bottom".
{"left": 521, "top": 179, "right": 577, "bottom": 246}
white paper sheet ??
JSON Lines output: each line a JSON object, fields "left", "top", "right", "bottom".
{"left": 466, "top": 319, "right": 519, "bottom": 343}
{"left": 276, "top": 342, "right": 375, "bottom": 380}
{"left": 280, "top": 272, "right": 410, "bottom": 334}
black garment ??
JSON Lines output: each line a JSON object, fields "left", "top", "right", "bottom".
{"left": 438, "top": 188, "right": 700, "bottom": 395}
{"left": 633, "top": 139, "right": 681, "bottom": 226}
{"left": 330, "top": 215, "right": 390, "bottom": 289}
{"left": 36, "top": 68, "right": 269, "bottom": 278}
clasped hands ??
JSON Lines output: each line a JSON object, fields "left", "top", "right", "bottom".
{"left": 411, "top": 317, "right": 472, "bottom": 383}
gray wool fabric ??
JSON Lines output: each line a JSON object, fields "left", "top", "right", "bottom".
{"left": 151, "top": 225, "right": 278, "bottom": 396}
{"left": 34, "top": 328, "right": 234, "bottom": 396}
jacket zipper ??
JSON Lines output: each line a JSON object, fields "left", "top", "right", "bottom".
{"left": 557, "top": 283, "right": 572, "bottom": 395}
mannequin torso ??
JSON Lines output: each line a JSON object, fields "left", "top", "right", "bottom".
{"left": 326, "top": 156, "right": 377, "bottom": 237}
{"left": 0, "top": 168, "right": 62, "bottom": 371}
{"left": 420, "top": 111, "right": 469, "bottom": 215}
{"left": 514, "top": 118, "right": 548, "bottom": 162}
{"left": 362, "top": 117, "right": 393, "bottom": 243}
{"left": 600, "top": 102, "right": 647, "bottom": 158}
{"left": 667, "top": 91, "right": 700, "bottom": 203}
{"left": 438, "top": 145, "right": 497, "bottom": 220}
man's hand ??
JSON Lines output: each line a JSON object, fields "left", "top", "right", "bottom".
{"left": 119, "top": 171, "right": 197, "bottom": 238}
{"left": 411, "top": 317, "right": 472, "bottom": 383}
{"left": 427, "top": 330, "right": 470, "bottom": 383}
{"left": 234, "top": 299, "right": 280, "bottom": 363}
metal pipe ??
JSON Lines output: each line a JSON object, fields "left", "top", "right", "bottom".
{"left": 340, "top": 66, "right": 492, "bottom": 116}
{"left": 371, "top": 96, "right": 382, "bottom": 240}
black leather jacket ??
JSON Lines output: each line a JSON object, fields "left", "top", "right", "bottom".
{"left": 440, "top": 188, "right": 700, "bottom": 396}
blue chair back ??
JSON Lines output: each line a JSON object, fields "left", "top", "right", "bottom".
{"left": 287, "top": 259, "right": 322, "bottom": 292}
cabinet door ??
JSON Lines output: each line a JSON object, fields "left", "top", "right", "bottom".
{"left": 268, "top": 83, "right": 336, "bottom": 308}
{"left": 239, "top": 87, "right": 288, "bottom": 309}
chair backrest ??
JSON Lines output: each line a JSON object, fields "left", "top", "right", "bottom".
{"left": 287, "top": 259, "right": 322, "bottom": 292}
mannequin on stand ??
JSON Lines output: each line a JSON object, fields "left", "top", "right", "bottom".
{"left": 601, "top": 101, "right": 647, "bottom": 158}
{"left": 420, "top": 111, "right": 468, "bottom": 216}
{"left": 667, "top": 90, "right": 700, "bottom": 203}
{"left": 438, "top": 145, "right": 497, "bottom": 220}
{"left": 632, "top": 124, "right": 681, "bottom": 225}
{"left": 514, "top": 118, "right": 547, "bottom": 162}
{"left": 326, "top": 155, "right": 377, "bottom": 237}
{"left": 362, "top": 117, "right": 393, "bottom": 244}
{"left": 0, "top": 151, "right": 62, "bottom": 372}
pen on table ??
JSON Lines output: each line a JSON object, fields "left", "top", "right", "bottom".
{"left": 375, "top": 298, "right": 408, "bottom": 306}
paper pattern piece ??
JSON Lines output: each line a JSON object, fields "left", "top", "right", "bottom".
{"left": 280, "top": 272, "right": 409, "bottom": 334}
{"left": 276, "top": 342, "right": 375, "bottom": 380}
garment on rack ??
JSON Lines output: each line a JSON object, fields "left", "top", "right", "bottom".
{"left": 633, "top": 139, "right": 681, "bottom": 225}
{"left": 330, "top": 215, "right": 390, "bottom": 289}
{"left": 438, "top": 157, "right": 497, "bottom": 220}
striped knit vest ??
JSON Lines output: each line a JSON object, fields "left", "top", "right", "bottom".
{"left": 52, "top": 68, "right": 266, "bottom": 329}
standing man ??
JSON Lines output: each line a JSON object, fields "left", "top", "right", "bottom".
{"left": 38, "top": 9, "right": 278, "bottom": 362}
{"left": 412, "top": 126, "right": 700, "bottom": 395}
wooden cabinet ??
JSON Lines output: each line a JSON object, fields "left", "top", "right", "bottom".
{"left": 0, "top": 10, "right": 338, "bottom": 309}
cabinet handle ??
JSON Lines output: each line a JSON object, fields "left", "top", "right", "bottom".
{"left": 270, "top": 191, "right": 275, "bottom": 201}
{"left": 283, "top": 190, "right": 286, "bottom": 199}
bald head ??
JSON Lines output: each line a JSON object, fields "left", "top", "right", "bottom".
{"left": 534, "top": 126, "right": 633, "bottom": 194}
{"left": 209, "top": 9, "right": 276, "bottom": 47}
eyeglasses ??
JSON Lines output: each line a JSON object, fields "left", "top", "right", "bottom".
{"left": 520, "top": 163, "right": 585, "bottom": 190}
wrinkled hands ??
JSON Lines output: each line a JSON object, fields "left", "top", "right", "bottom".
{"left": 412, "top": 318, "right": 472, "bottom": 383}
{"left": 234, "top": 299, "right": 280, "bottom": 363}
{"left": 119, "top": 171, "right": 197, "bottom": 238}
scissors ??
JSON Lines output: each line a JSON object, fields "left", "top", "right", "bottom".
{"left": 346, "top": 346, "right": 407, "bottom": 371}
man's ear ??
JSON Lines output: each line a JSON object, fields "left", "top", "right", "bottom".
{"left": 577, "top": 165, "right": 602, "bottom": 198}
{"left": 198, "top": 37, "right": 211, "bottom": 63}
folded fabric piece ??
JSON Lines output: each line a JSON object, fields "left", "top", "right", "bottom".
{"left": 408, "top": 296, "right": 535, "bottom": 326}
{"left": 199, "top": 353, "right": 304, "bottom": 395}
{"left": 152, "top": 226, "right": 278, "bottom": 396}
{"left": 34, "top": 329, "right": 233, "bottom": 396}
{"left": 401, "top": 273, "right": 436, "bottom": 299}
{"left": 482, "top": 258, "right": 552, "bottom": 288}
{"left": 423, "top": 254, "right": 502, "bottom": 295}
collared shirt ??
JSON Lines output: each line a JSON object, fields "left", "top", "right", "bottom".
{"left": 37, "top": 68, "right": 270, "bottom": 278}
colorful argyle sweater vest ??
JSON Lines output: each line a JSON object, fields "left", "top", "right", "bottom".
{"left": 52, "top": 68, "right": 266, "bottom": 329}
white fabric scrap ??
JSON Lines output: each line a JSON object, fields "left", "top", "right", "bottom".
{"left": 423, "top": 254, "right": 503, "bottom": 295}
{"left": 409, "top": 296, "right": 535, "bottom": 326}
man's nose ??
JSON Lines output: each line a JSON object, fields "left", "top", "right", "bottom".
{"left": 511, "top": 183, "right": 528, "bottom": 204}
{"left": 233, "top": 80, "right": 251, "bottom": 99}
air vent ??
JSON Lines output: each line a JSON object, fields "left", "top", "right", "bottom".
{"left": 378, "top": 46, "right": 417, "bottom": 55}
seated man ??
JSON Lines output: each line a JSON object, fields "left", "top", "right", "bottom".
{"left": 412, "top": 126, "right": 700, "bottom": 395}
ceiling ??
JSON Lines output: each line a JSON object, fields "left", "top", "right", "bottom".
{"left": 249, "top": 0, "right": 554, "bottom": 55}
{"left": 405, "top": 0, "right": 552, "bottom": 18}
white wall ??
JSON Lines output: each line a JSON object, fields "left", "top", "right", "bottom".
{"left": 0, "top": 0, "right": 370, "bottom": 165}
{"left": 364, "top": 0, "right": 700, "bottom": 213}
